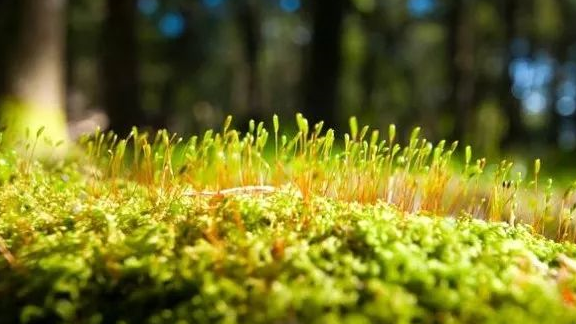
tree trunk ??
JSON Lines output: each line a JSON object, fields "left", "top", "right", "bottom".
{"left": 446, "top": 0, "right": 476, "bottom": 142}
{"left": 303, "top": 0, "right": 347, "bottom": 128}
{"left": 101, "top": 0, "right": 143, "bottom": 136}
{"left": 0, "top": 0, "right": 69, "bottom": 148}
{"left": 500, "top": 0, "right": 526, "bottom": 147}
{"left": 0, "top": 0, "right": 19, "bottom": 96}
{"left": 358, "top": 9, "right": 382, "bottom": 117}
{"left": 234, "top": 0, "right": 264, "bottom": 125}
{"left": 548, "top": 0, "right": 574, "bottom": 147}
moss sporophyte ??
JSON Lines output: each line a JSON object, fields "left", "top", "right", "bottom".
{"left": 2, "top": 115, "right": 576, "bottom": 323}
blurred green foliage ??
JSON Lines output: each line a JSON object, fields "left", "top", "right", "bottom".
{"left": 2, "top": 0, "right": 576, "bottom": 160}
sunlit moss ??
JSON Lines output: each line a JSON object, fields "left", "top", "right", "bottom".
{"left": 2, "top": 115, "right": 576, "bottom": 322}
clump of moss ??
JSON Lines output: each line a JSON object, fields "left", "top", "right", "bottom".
{"left": 1, "top": 176, "right": 576, "bottom": 323}
{"left": 1, "top": 115, "right": 576, "bottom": 323}
{"left": 74, "top": 115, "right": 576, "bottom": 242}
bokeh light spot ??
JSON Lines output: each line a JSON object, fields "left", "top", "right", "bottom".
{"left": 509, "top": 58, "right": 532, "bottom": 88}
{"left": 280, "top": 0, "right": 301, "bottom": 13}
{"left": 159, "top": 12, "right": 185, "bottom": 39}
{"left": 558, "top": 80, "right": 576, "bottom": 98}
{"left": 556, "top": 96, "right": 576, "bottom": 117}
{"left": 512, "top": 83, "right": 529, "bottom": 100}
{"left": 523, "top": 91, "right": 548, "bottom": 115}
{"left": 407, "top": 0, "right": 436, "bottom": 18}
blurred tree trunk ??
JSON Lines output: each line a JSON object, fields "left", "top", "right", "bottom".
{"left": 101, "top": 0, "right": 143, "bottom": 136}
{"left": 446, "top": 0, "right": 476, "bottom": 142}
{"left": 548, "top": 0, "right": 574, "bottom": 146}
{"left": 0, "top": 0, "right": 69, "bottom": 148}
{"left": 234, "top": 0, "right": 264, "bottom": 124}
{"left": 500, "top": 0, "right": 526, "bottom": 147}
{"left": 65, "top": 0, "right": 82, "bottom": 122}
{"left": 360, "top": 42, "right": 378, "bottom": 115}
{"left": 358, "top": 9, "right": 382, "bottom": 117}
{"left": 303, "top": 0, "right": 347, "bottom": 128}
{"left": 156, "top": 6, "right": 202, "bottom": 129}
{"left": 0, "top": 0, "right": 18, "bottom": 97}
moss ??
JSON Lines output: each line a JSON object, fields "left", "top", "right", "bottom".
{"left": 1, "top": 116, "right": 576, "bottom": 323}
{"left": 1, "top": 159, "right": 576, "bottom": 323}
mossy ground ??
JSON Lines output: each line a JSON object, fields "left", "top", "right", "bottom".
{"left": 2, "top": 117, "right": 576, "bottom": 323}
{"left": 1, "top": 157, "right": 576, "bottom": 323}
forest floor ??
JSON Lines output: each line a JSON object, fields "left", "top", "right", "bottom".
{"left": 2, "top": 117, "right": 576, "bottom": 323}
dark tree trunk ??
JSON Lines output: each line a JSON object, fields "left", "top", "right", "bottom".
{"left": 154, "top": 6, "right": 203, "bottom": 130}
{"left": 500, "top": 0, "right": 526, "bottom": 147}
{"left": 446, "top": 0, "right": 476, "bottom": 142}
{"left": 65, "top": 0, "right": 79, "bottom": 119}
{"left": 235, "top": 0, "right": 264, "bottom": 123}
{"left": 360, "top": 44, "right": 378, "bottom": 115}
{"left": 548, "top": 0, "right": 575, "bottom": 146}
{"left": 0, "top": 0, "right": 19, "bottom": 97}
{"left": 101, "top": 0, "right": 143, "bottom": 136}
{"left": 303, "top": 0, "right": 347, "bottom": 128}
{"left": 564, "top": 3, "right": 576, "bottom": 143}
{"left": 358, "top": 10, "right": 382, "bottom": 116}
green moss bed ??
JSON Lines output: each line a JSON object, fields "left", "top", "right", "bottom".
{"left": 1, "top": 162, "right": 576, "bottom": 324}
{"left": 2, "top": 118, "right": 576, "bottom": 324}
